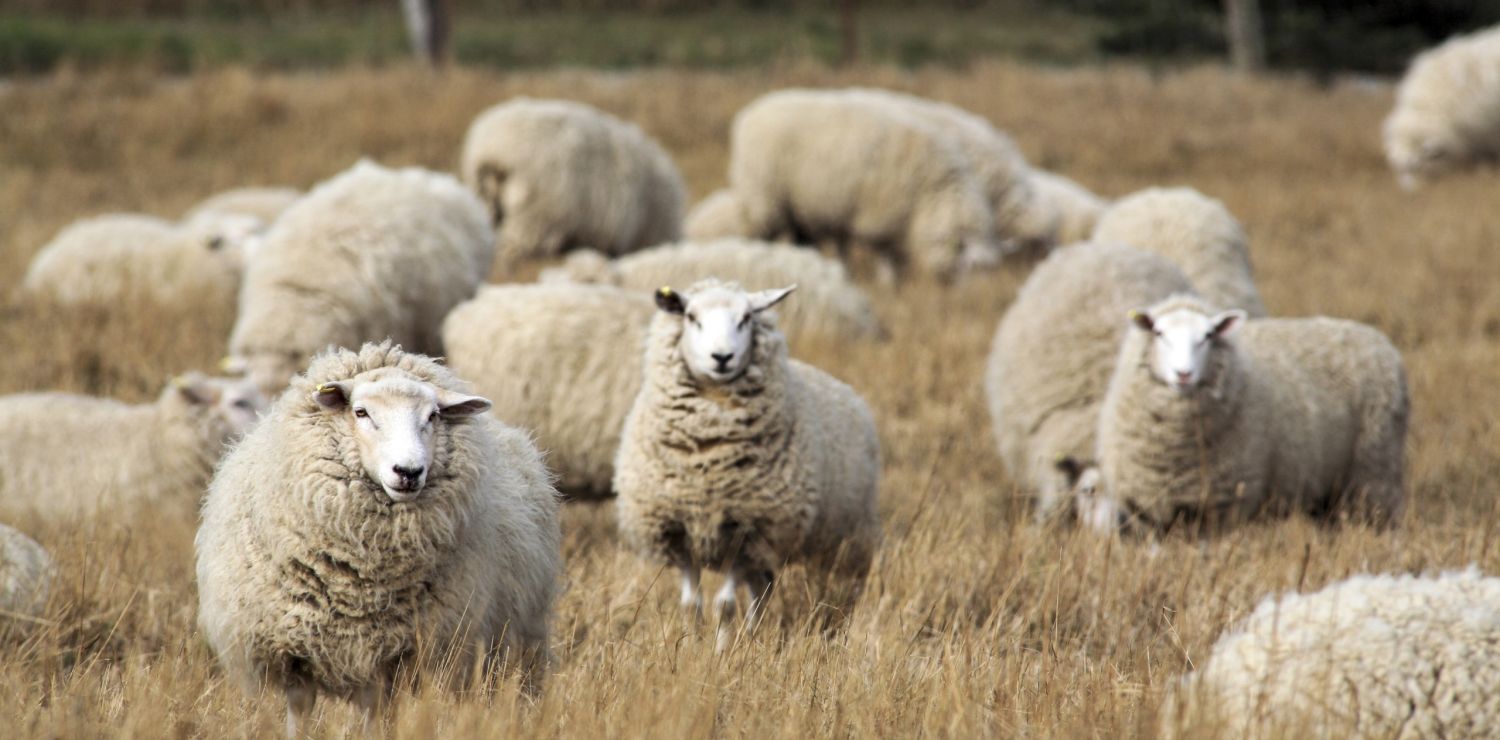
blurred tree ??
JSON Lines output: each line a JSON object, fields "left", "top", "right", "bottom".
{"left": 401, "top": 0, "right": 449, "bottom": 65}
{"left": 1223, "top": 0, "right": 1264, "bottom": 72}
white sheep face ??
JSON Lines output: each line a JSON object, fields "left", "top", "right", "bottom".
{"left": 171, "top": 374, "right": 268, "bottom": 437}
{"left": 655, "top": 283, "right": 795, "bottom": 384}
{"left": 222, "top": 352, "right": 305, "bottom": 400}
{"left": 1131, "top": 305, "right": 1245, "bottom": 393}
{"left": 314, "top": 377, "right": 491, "bottom": 503}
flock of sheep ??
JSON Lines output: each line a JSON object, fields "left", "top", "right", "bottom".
{"left": 4, "top": 23, "right": 1500, "bottom": 737}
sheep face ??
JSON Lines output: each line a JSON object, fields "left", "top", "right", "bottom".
{"left": 1130, "top": 305, "right": 1245, "bottom": 393}
{"left": 313, "top": 375, "right": 491, "bottom": 503}
{"left": 222, "top": 352, "right": 305, "bottom": 400}
{"left": 654, "top": 283, "right": 795, "bottom": 384}
{"left": 167, "top": 373, "right": 268, "bottom": 438}
{"left": 186, "top": 212, "right": 270, "bottom": 265}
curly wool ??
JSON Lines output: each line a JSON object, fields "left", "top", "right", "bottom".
{"left": 728, "top": 89, "right": 1000, "bottom": 278}
{"left": 1384, "top": 25, "right": 1500, "bottom": 187}
{"left": 539, "top": 239, "right": 885, "bottom": 342}
{"left": 196, "top": 342, "right": 561, "bottom": 697}
{"left": 1091, "top": 187, "right": 1267, "bottom": 317}
{"left": 0, "top": 384, "right": 243, "bottom": 519}
{"left": 228, "top": 160, "right": 493, "bottom": 395}
{"left": 1097, "top": 295, "right": 1409, "bottom": 529}
{"left": 460, "top": 98, "right": 685, "bottom": 265}
{"left": 442, "top": 284, "right": 656, "bottom": 499}
{"left": 985, "top": 242, "right": 1196, "bottom": 517}
{"left": 1166, "top": 569, "right": 1500, "bottom": 737}
{"left": 614, "top": 282, "right": 880, "bottom": 575}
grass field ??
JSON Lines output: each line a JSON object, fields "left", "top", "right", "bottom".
{"left": 1, "top": 60, "right": 1498, "bottom": 736}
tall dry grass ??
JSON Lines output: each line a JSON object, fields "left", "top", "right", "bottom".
{"left": 1, "top": 61, "right": 1497, "bottom": 737}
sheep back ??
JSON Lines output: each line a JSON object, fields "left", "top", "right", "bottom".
{"left": 1384, "top": 25, "right": 1500, "bottom": 187}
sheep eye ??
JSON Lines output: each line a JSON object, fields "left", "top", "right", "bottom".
{"left": 687, "top": 313, "right": 699, "bottom": 326}
{"left": 354, "top": 408, "right": 368, "bottom": 419}
{"left": 737, "top": 314, "right": 750, "bottom": 329}
{"left": 232, "top": 399, "right": 253, "bottom": 410}
{"left": 428, "top": 411, "right": 439, "bottom": 424}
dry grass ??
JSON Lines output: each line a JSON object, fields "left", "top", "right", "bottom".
{"left": 1, "top": 60, "right": 1498, "bottom": 737}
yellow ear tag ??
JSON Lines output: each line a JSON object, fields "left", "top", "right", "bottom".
{"left": 316, "top": 383, "right": 332, "bottom": 393}
{"left": 657, "top": 286, "right": 674, "bottom": 297}
{"left": 1127, "top": 310, "right": 1141, "bottom": 321}
{"left": 171, "top": 376, "right": 189, "bottom": 389}
{"left": 218, "top": 356, "right": 234, "bottom": 371}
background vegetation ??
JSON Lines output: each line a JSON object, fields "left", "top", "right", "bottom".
{"left": 2, "top": 59, "right": 1498, "bottom": 735}
{"left": 2, "top": 0, "right": 1499, "bottom": 75}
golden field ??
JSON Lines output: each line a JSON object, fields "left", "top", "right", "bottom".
{"left": 1, "top": 61, "right": 1498, "bottom": 737}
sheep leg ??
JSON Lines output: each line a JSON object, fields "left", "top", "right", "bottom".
{"left": 743, "top": 568, "right": 775, "bottom": 634}
{"left": 355, "top": 684, "right": 384, "bottom": 738}
{"left": 284, "top": 682, "right": 316, "bottom": 739}
{"left": 677, "top": 561, "right": 703, "bottom": 621}
{"left": 713, "top": 572, "right": 740, "bottom": 653}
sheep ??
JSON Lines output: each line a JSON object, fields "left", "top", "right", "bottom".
{"left": 683, "top": 189, "right": 754, "bottom": 242}
{"left": 1094, "top": 294, "right": 1409, "bottom": 532}
{"left": 459, "top": 97, "right": 686, "bottom": 266}
{"left": 727, "top": 89, "right": 1003, "bottom": 278}
{"left": 1384, "top": 25, "right": 1500, "bottom": 189}
{"left": 1164, "top": 568, "right": 1500, "bottom": 737}
{"left": 441, "top": 283, "right": 655, "bottom": 499}
{"left": 614, "top": 280, "right": 880, "bottom": 650}
{"left": 183, "top": 185, "right": 301, "bottom": 229}
{"left": 224, "top": 160, "right": 494, "bottom": 397}
{"left": 1091, "top": 187, "right": 1267, "bottom": 318}
{"left": 0, "top": 523, "right": 54, "bottom": 622}
{"left": 1026, "top": 169, "right": 1108, "bottom": 247}
{"left": 195, "top": 342, "right": 561, "bottom": 736}
{"left": 538, "top": 239, "right": 886, "bottom": 341}
{"left": 0, "top": 374, "right": 265, "bottom": 519}
{"left": 984, "top": 242, "right": 1197, "bottom": 521}
{"left": 20, "top": 211, "right": 265, "bottom": 309}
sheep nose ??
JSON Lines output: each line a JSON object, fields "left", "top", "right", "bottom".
{"left": 393, "top": 464, "right": 424, "bottom": 480}
{"left": 1174, "top": 370, "right": 1193, "bottom": 383}
{"left": 711, "top": 352, "right": 733, "bottom": 367}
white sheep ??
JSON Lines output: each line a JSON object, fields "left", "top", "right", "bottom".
{"left": 183, "top": 185, "right": 301, "bottom": 228}
{"left": 1026, "top": 169, "right": 1108, "bottom": 247}
{"left": 0, "top": 523, "right": 54, "bottom": 622}
{"left": 614, "top": 280, "right": 881, "bottom": 650}
{"left": 441, "top": 283, "right": 655, "bottom": 499}
{"left": 1095, "top": 295, "right": 1409, "bottom": 532}
{"left": 0, "top": 374, "right": 265, "bottom": 519}
{"left": 1091, "top": 186, "right": 1267, "bottom": 317}
{"left": 538, "top": 239, "right": 886, "bottom": 341}
{"left": 21, "top": 212, "right": 264, "bottom": 310}
{"left": 196, "top": 342, "right": 561, "bottom": 736}
{"left": 985, "top": 242, "right": 1197, "bottom": 521}
{"left": 224, "top": 160, "right": 494, "bottom": 397}
{"left": 683, "top": 189, "right": 754, "bottom": 242}
{"left": 727, "top": 89, "right": 1003, "bottom": 278}
{"left": 1165, "top": 568, "right": 1500, "bottom": 737}
{"left": 1384, "top": 25, "right": 1500, "bottom": 189}
{"left": 460, "top": 97, "right": 686, "bottom": 266}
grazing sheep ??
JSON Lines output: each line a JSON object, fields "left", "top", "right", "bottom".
{"left": 1165, "top": 568, "right": 1500, "bottom": 737}
{"left": 196, "top": 342, "right": 561, "bottom": 736}
{"left": 0, "top": 523, "right": 54, "bottom": 622}
{"left": 441, "top": 283, "right": 655, "bottom": 499}
{"left": 538, "top": 239, "right": 885, "bottom": 341}
{"left": 1095, "top": 295, "right": 1409, "bottom": 531}
{"left": 0, "top": 374, "right": 265, "bottom": 518}
{"left": 1027, "top": 169, "right": 1108, "bottom": 247}
{"left": 224, "top": 160, "right": 494, "bottom": 397}
{"left": 1384, "top": 25, "right": 1500, "bottom": 188}
{"left": 614, "top": 280, "right": 880, "bottom": 650}
{"left": 21, "top": 212, "right": 263, "bottom": 309}
{"left": 683, "top": 189, "right": 754, "bottom": 242}
{"left": 728, "top": 89, "right": 1003, "bottom": 278}
{"left": 460, "top": 97, "right": 686, "bottom": 265}
{"left": 1091, "top": 187, "right": 1267, "bottom": 317}
{"left": 985, "top": 242, "right": 1196, "bottom": 520}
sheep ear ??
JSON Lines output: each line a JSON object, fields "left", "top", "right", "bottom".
{"left": 435, "top": 388, "right": 492, "bottom": 417}
{"left": 172, "top": 373, "right": 220, "bottom": 406}
{"left": 1054, "top": 455, "right": 1082, "bottom": 485}
{"left": 1129, "top": 309, "right": 1154, "bottom": 332}
{"left": 749, "top": 285, "right": 796, "bottom": 313}
{"left": 1211, "top": 310, "right": 1246, "bottom": 338}
{"left": 314, "top": 381, "right": 351, "bottom": 411}
{"left": 655, "top": 286, "right": 685, "bottom": 315}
